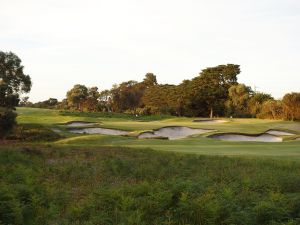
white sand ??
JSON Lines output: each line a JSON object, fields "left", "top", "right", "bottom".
{"left": 65, "top": 121, "right": 98, "bottom": 127}
{"left": 211, "top": 133, "right": 282, "bottom": 142}
{"left": 265, "top": 130, "right": 294, "bottom": 136}
{"left": 69, "top": 128, "right": 129, "bottom": 135}
{"left": 139, "top": 126, "right": 214, "bottom": 140}
{"left": 51, "top": 128, "right": 62, "bottom": 133}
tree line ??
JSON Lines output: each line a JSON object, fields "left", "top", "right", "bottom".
{"left": 1, "top": 51, "right": 299, "bottom": 137}
{"left": 23, "top": 64, "right": 300, "bottom": 121}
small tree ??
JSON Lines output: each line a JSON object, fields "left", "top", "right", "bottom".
{"left": 0, "top": 51, "right": 31, "bottom": 137}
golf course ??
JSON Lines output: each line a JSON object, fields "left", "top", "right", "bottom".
{"left": 1, "top": 107, "right": 300, "bottom": 224}
{"left": 15, "top": 107, "right": 300, "bottom": 160}
{"left": 1, "top": 4, "right": 300, "bottom": 221}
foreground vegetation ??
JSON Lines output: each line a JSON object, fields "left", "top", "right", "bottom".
{"left": 1, "top": 146, "right": 300, "bottom": 225}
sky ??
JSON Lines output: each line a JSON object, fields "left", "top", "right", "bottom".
{"left": 1, "top": 0, "right": 299, "bottom": 102}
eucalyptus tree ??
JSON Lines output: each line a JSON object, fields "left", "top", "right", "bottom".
{"left": 66, "top": 84, "right": 88, "bottom": 111}
{"left": 0, "top": 51, "right": 32, "bottom": 137}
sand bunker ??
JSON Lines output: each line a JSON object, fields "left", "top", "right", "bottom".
{"left": 69, "top": 127, "right": 129, "bottom": 135}
{"left": 65, "top": 121, "right": 98, "bottom": 127}
{"left": 139, "top": 126, "right": 214, "bottom": 140}
{"left": 193, "top": 119, "right": 227, "bottom": 124}
{"left": 51, "top": 128, "right": 62, "bottom": 133}
{"left": 265, "top": 130, "right": 294, "bottom": 136}
{"left": 210, "top": 133, "right": 282, "bottom": 142}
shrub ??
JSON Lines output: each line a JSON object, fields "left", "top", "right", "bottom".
{"left": 0, "top": 108, "right": 16, "bottom": 138}
{"left": 7, "top": 124, "right": 61, "bottom": 141}
{"left": 257, "top": 100, "right": 284, "bottom": 119}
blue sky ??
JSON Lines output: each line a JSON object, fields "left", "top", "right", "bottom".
{"left": 1, "top": 0, "right": 299, "bottom": 102}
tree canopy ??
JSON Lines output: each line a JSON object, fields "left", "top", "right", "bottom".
{"left": 0, "top": 51, "right": 32, "bottom": 137}
{"left": 0, "top": 51, "right": 32, "bottom": 109}
{"left": 23, "top": 63, "right": 298, "bottom": 121}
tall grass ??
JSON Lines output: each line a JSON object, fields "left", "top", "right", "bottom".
{"left": 1, "top": 146, "right": 300, "bottom": 225}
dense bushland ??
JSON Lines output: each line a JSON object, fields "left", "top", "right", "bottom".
{"left": 1, "top": 146, "right": 300, "bottom": 225}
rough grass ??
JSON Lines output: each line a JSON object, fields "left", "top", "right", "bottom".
{"left": 7, "top": 124, "right": 61, "bottom": 142}
{"left": 1, "top": 146, "right": 300, "bottom": 225}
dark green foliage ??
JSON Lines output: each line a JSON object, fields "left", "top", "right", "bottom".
{"left": 0, "top": 51, "right": 32, "bottom": 138}
{"left": 142, "top": 84, "right": 181, "bottom": 115}
{"left": 0, "top": 52, "right": 32, "bottom": 109}
{"left": 191, "top": 64, "right": 240, "bottom": 118}
{"left": 0, "top": 108, "right": 16, "bottom": 137}
{"left": 66, "top": 84, "right": 88, "bottom": 111}
{"left": 225, "top": 84, "right": 252, "bottom": 117}
{"left": 1, "top": 147, "right": 300, "bottom": 224}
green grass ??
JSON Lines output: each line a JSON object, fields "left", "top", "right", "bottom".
{"left": 16, "top": 107, "right": 300, "bottom": 160}
{"left": 55, "top": 135, "right": 300, "bottom": 160}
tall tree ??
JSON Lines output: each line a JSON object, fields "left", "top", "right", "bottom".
{"left": 83, "top": 87, "right": 100, "bottom": 111}
{"left": 99, "top": 89, "right": 112, "bottom": 112}
{"left": 142, "top": 73, "right": 158, "bottom": 88}
{"left": 190, "top": 64, "right": 240, "bottom": 117}
{"left": 66, "top": 84, "right": 88, "bottom": 111}
{"left": 0, "top": 51, "right": 32, "bottom": 137}
{"left": 0, "top": 51, "right": 31, "bottom": 108}
{"left": 282, "top": 92, "right": 300, "bottom": 121}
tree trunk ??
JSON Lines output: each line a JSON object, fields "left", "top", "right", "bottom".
{"left": 210, "top": 107, "right": 213, "bottom": 118}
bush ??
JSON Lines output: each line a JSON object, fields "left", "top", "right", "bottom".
{"left": 0, "top": 108, "right": 16, "bottom": 138}
{"left": 257, "top": 100, "right": 284, "bottom": 119}
{"left": 7, "top": 124, "right": 61, "bottom": 141}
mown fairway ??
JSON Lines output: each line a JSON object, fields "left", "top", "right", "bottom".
{"left": 16, "top": 107, "right": 300, "bottom": 160}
